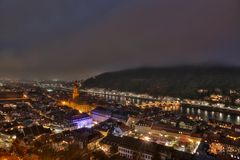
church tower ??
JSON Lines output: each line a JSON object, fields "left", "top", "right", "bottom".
{"left": 72, "top": 81, "right": 79, "bottom": 100}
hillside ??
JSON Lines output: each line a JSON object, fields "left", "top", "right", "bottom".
{"left": 82, "top": 66, "right": 240, "bottom": 98}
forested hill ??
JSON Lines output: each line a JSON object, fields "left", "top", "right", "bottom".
{"left": 82, "top": 66, "right": 240, "bottom": 98}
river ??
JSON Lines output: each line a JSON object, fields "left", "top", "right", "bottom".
{"left": 180, "top": 106, "right": 240, "bottom": 125}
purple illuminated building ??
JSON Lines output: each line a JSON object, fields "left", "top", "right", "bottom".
{"left": 71, "top": 113, "right": 93, "bottom": 129}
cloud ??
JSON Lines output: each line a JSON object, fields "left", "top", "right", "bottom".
{"left": 0, "top": 0, "right": 239, "bottom": 79}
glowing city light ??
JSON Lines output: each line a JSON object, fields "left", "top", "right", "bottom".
{"left": 143, "top": 136, "right": 151, "bottom": 141}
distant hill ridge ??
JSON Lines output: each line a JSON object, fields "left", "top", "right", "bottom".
{"left": 82, "top": 66, "right": 240, "bottom": 98}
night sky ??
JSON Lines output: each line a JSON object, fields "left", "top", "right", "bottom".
{"left": 0, "top": 0, "right": 239, "bottom": 79}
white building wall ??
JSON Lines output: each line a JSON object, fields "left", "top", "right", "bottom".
{"left": 118, "top": 146, "right": 152, "bottom": 160}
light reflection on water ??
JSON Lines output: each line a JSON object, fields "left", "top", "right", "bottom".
{"left": 187, "top": 108, "right": 190, "bottom": 114}
{"left": 191, "top": 108, "right": 195, "bottom": 114}
{"left": 104, "top": 95, "right": 240, "bottom": 125}
{"left": 180, "top": 106, "right": 240, "bottom": 125}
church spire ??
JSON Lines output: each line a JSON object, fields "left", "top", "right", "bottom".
{"left": 72, "top": 81, "right": 79, "bottom": 100}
